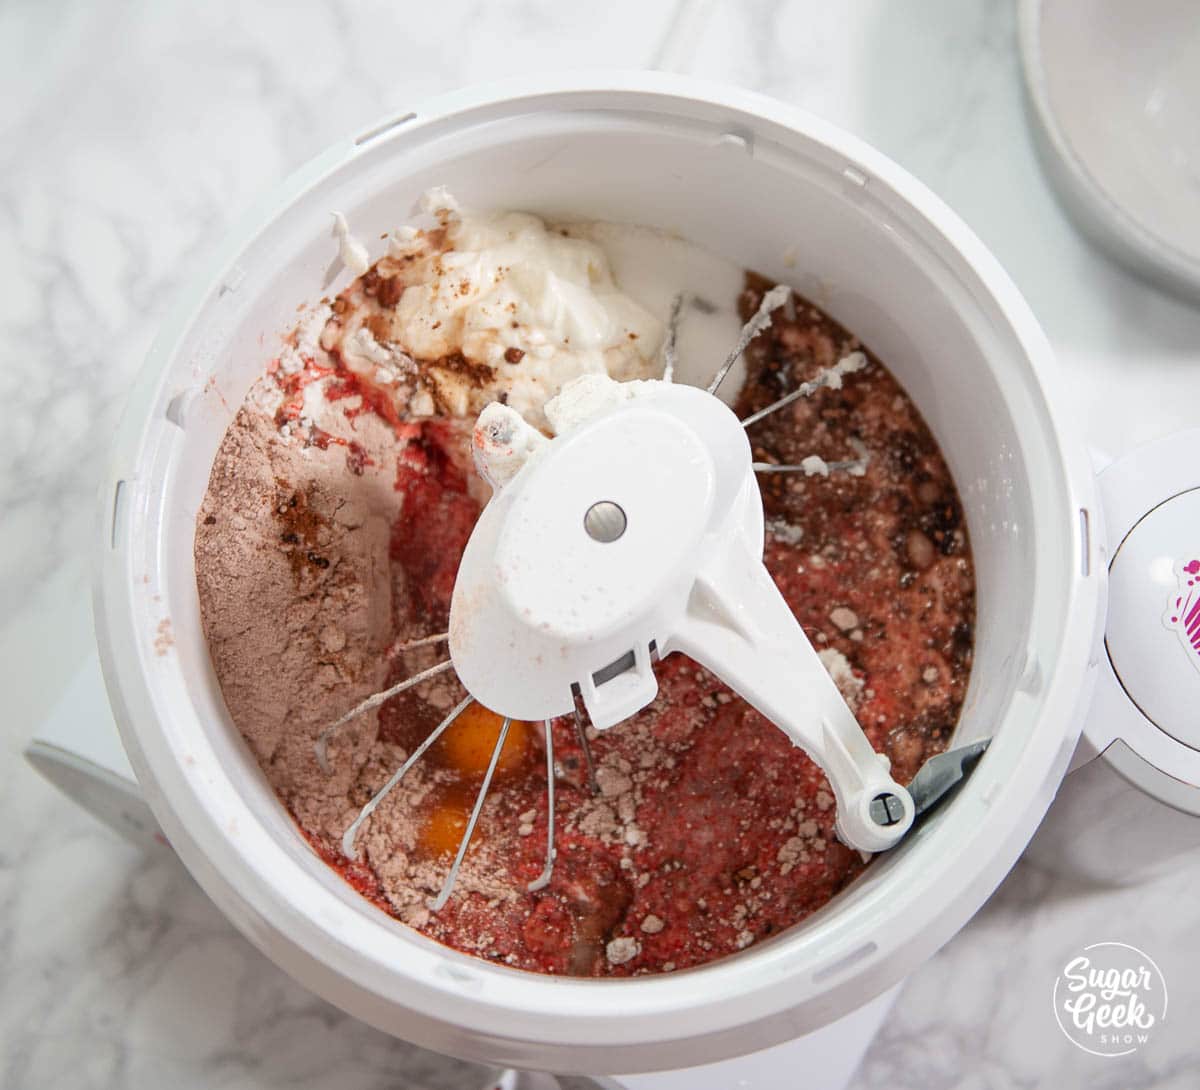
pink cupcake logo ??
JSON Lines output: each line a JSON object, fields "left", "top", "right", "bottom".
{"left": 1164, "top": 558, "right": 1200, "bottom": 672}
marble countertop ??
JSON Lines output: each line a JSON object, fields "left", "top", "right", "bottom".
{"left": 4, "top": 2, "right": 1200, "bottom": 1088}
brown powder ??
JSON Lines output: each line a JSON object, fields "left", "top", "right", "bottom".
{"left": 195, "top": 371, "right": 521, "bottom": 916}
{"left": 195, "top": 385, "right": 397, "bottom": 812}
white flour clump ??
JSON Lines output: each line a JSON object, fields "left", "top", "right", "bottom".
{"left": 472, "top": 403, "right": 549, "bottom": 491}
{"left": 544, "top": 372, "right": 662, "bottom": 436}
{"left": 818, "top": 647, "right": 865, "bottom": 710}
{"left": 606, "top": 937, "right": 641, "bottom": 965}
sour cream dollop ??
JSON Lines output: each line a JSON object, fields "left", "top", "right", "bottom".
{"left": 345, "top": 192, "right": 663, "bottom": 429}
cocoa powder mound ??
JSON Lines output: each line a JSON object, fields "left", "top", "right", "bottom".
{"left": 194, "top": 386, "right": 398, "bottom": 824}
{"left": 194, "top": 375, "right": 515, "bottom": 924}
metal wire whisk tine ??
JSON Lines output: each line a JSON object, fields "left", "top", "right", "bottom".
{"left": 314, "top": 658, "right": 455, "bottom": 773}
{"left": 431, "top": 716, "right": 512, "bottom": 912}
{"left": 661, "top": 292, "right": 684, "bottom": 383}
{"left": 707, "top": 283, "right": 791, "bottom": 395}
{"left": 527, "top": 719, "right": 557, "bottom": 892}
{"left": 740, "top": 351, "right": 868, "bottom": 429}
{"left": 385, "top": 631, "right": 450, "bottom": 657}
{"left": 573, "top": 702, "right": 600, "bottom": 796}
{"left": 753, "top": 458, "right": 865, "bottom": 475}
{"left": 341, "top": 695, "right": 474, "bottom": 859}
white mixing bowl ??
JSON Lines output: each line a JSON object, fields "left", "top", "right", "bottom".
{"left": 94, "top": 73, "right": 1105, "bottom": 1075}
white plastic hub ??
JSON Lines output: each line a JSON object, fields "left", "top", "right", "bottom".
{"left": 1106, "top": 487, "right": 1200, "bottom": 750}
{"left": 450, "top": 378, "right": 914, "bottom": 853}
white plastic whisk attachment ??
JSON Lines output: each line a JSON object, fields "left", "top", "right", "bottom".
{"left": 450, "top": 372, "right": 914, "bottom": 854}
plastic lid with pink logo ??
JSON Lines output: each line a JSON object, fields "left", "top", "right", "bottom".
{"left": 1106, "top": 485, "right": 1200, "bottom": 753}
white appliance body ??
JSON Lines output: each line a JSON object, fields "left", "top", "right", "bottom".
{"left": 1026, "top": 429, "right": 1200, "bottom": 883}
{"left": 83, "top": 74, "right": 1105, "bottom": 1077}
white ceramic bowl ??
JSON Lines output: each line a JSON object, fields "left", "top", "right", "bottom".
{"left": 94, "top": 73, "right": 1105, "bottom": 1075}
{"left": 1020, "top": 0, "right": 1200, "bottom": 302}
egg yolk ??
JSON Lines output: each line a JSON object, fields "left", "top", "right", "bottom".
{"left": 419, "top": 795, "right": 470, "bottom": 858}
{"left": 436, "top": 703, "right": 530, "bottom": 778}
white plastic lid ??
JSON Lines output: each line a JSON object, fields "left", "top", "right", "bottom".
{"left": 1107, "top": 487, "right": 1200, "bottom": 749}
{"left": 1085, "top": 429, "right": 1200, "bottom": 813}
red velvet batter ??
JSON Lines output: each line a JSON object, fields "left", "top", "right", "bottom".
{"left": 299, "top": 277, "right": 974, "bottom": 977}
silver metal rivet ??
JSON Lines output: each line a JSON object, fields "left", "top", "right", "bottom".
{"left": 869, "top": 793, "right": 904, "bottom": 826}
{"left": 584, "top": 501, "right": 627, "bottom": 543}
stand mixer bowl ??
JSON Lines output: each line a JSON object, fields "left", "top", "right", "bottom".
{"left": 93, "top": 73, "right": 1104, "bottom": 1074}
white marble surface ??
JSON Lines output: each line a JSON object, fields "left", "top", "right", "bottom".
{"left": 4, "top": 1, "right": 1200, "bottom": 1087}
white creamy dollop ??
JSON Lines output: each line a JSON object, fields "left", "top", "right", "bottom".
{"left": 332, "top": 212, "right": 370, "bottom": 277}
{"left": 375, "top": 195, "right": 662, "bottom": 427}
{"left": 420, "top": 186, "right": 460, "bottom": 218}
